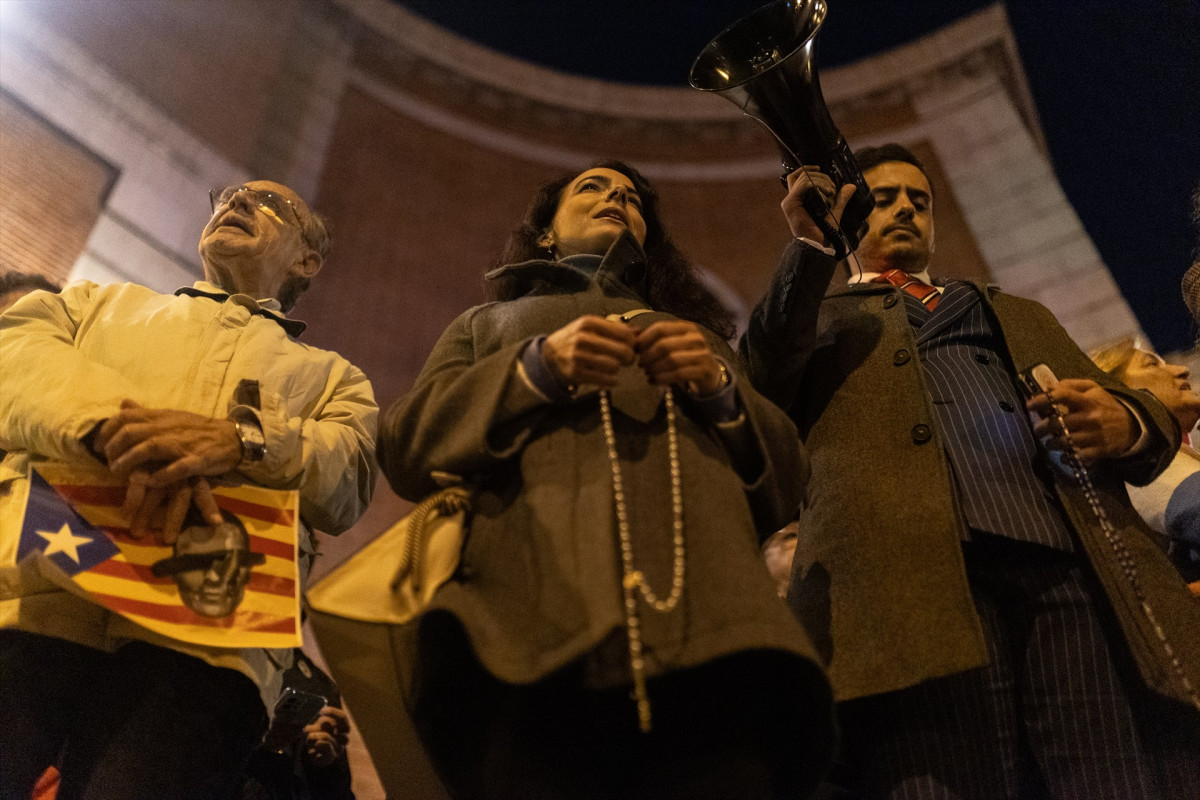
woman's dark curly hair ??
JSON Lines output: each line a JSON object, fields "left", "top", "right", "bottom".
{"left": 490, "top": 159, "right": 736, "bottom": 340}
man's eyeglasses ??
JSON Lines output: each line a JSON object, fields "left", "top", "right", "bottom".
{"left": 209, "top": 186, "right": 304, "bottom": 230}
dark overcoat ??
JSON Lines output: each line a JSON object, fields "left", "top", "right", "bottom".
{"left": 741, "top": 241, "right": 1200, "bottom": 707}
{"left": 377, "top": 236, "right": 835, "bottom": 787}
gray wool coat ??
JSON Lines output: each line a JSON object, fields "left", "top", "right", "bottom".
{"left": 377, "top": 235, "right": 832, "bottom": 705}
{"left": 741, "top": 240, "right": 1200, "bottom": 708}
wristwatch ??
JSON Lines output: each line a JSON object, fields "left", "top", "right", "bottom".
{"left": 690, "top": 359, "right": 730, "bottom": 396}
{"left": 232, "top": 416, "right": 267, "bottom": 464}
{"left": 711, "top": 360, "right": 731, "bottom": 391}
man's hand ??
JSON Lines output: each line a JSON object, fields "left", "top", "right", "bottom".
{"left": 121, "top": 472, "right": 223, "bottom": 543}
{"left": 1026, "top": 378, "right": 1137, "bottom": 464}
{"left": 762, "top": 521, "right": 799, "bottom": 600}
{"left": 781, "top": 166, "right": 857, "bottom": 245}
{"left": 94, "top": 399, "right": 243, "bottom": 485}
{"left": 303, "top": 706, "right": 350, "bottom": 767}
{"left": 542, "top": 315, "right": 637, "bottom": 389}
{"left": 634, "top": 321, "right": 725, "bottom": 394}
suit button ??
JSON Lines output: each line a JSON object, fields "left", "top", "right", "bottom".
{"left": 999, "top": 400, "right": 1015, "bottom": 412}
{"left": 893, "top": 349, "right": 911, "bottom": 366}
{"left": 883, "top": 294, "right": 898, "bottom": 308}
{"left": 975, "top": 352, "right": 990, "bottom": 364}
{"left": 911, "top": 424, "right": 933, "bottom": 444}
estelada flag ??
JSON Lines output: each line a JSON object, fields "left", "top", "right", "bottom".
{"left": 15, "top": 462, "right": 301, "bottom": 650}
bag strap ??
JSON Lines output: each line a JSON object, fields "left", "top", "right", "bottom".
{"left": 390, "top": 486, "right": 472, "bottom": 592}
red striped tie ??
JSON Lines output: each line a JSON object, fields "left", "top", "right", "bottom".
{"left": 874, "top": 269, "right": 941, "bottom": 312}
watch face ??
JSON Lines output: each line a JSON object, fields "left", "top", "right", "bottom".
{"left": 236, "top": 419, "right": 266, "bottom": 461}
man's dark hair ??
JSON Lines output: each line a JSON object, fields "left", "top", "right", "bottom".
{"left": 278, "top": 210, "right": 332, "bottom": 313}
{"left": 854, "top": 143, "right": 926, "bottom": 175}
{"left": 853, "top": 144, "right": 933, "bottom": 197}
{"left": 490, "top": 159, "right": 735, "bottom": 340}
{"left": 0, "top": 271, "right": 60, "bottom": 296}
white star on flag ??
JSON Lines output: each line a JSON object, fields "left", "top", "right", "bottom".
{"left": 37, "top": 523, "right": 93, "bottom": 563}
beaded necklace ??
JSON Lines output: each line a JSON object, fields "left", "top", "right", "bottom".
{"left": 599, "top": 387, "right": 685, "bottom": 733}
{"left": 1045, "top": 393, "right": 1200, "bottom": 711}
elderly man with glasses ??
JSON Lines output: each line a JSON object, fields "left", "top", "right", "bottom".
{"left": 0, "top": 180, "right": 378, "bottom": 799}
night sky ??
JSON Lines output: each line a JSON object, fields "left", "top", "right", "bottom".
{"left": 398, "top": 0, "right": 1200, "bottom": 352}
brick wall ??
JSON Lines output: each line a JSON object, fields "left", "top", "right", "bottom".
{"left": 0, "top": 92, "right": 114, "bottom": 284}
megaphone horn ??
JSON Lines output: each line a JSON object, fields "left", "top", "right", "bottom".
{"left": 690, "top": 0, "right": 874, "bottom": 256}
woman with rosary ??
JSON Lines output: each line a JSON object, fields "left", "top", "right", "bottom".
{"left": 377, "top": 160, "right": 834, "bottom": 799}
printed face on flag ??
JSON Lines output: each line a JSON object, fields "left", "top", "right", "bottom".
{"left": 150, "top": 510, "right": 267, "bottom": 618}
{"left": 17, "top": 463, "right": 300, "bottom": 650}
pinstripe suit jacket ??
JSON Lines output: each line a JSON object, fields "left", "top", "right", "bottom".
{"left": 741, "top": 241, "right": 1200, "bottom": 705}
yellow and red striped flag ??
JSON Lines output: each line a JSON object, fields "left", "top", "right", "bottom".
{"left": 16, "top": 462, "right": 301, "bottom": 650}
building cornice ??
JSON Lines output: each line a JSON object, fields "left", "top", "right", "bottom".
{"left": 337, "top": 0, "right": 1045, "bottom": 176}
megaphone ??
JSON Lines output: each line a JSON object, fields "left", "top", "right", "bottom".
{"left": 690, "top": 0, "right": 874, "bottom": 256}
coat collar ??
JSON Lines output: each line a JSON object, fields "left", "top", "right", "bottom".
{"left": 485, "top": 231, "right": 650, "bottom": 299}
{"left": 175, "top": 281, "right": 307, "bottom": 337}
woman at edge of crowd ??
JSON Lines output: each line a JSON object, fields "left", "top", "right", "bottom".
{"left": 375, "top": 160, "right": 835, "bottom": 799}
{"left": 1092, "top": 338, "right": 1200, "bottom": 594}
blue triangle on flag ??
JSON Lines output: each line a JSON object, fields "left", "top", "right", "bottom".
{"left": 18, "top": 469, "right": 120, "bottom": 576}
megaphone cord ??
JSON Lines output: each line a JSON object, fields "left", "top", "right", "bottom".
{"left": 793, "top": 165, "right": 864, "bottom": 280}
{"left": 800, "top": 186, "right": 850, "bottom": 261}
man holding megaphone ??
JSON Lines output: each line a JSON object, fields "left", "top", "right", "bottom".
{"left": 740, "top": 144, "right": 1200, "bottom": 799}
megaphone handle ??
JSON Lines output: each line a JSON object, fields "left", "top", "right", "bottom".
{"left": 800, "top": 186, "right": 850, "bottom": 260}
